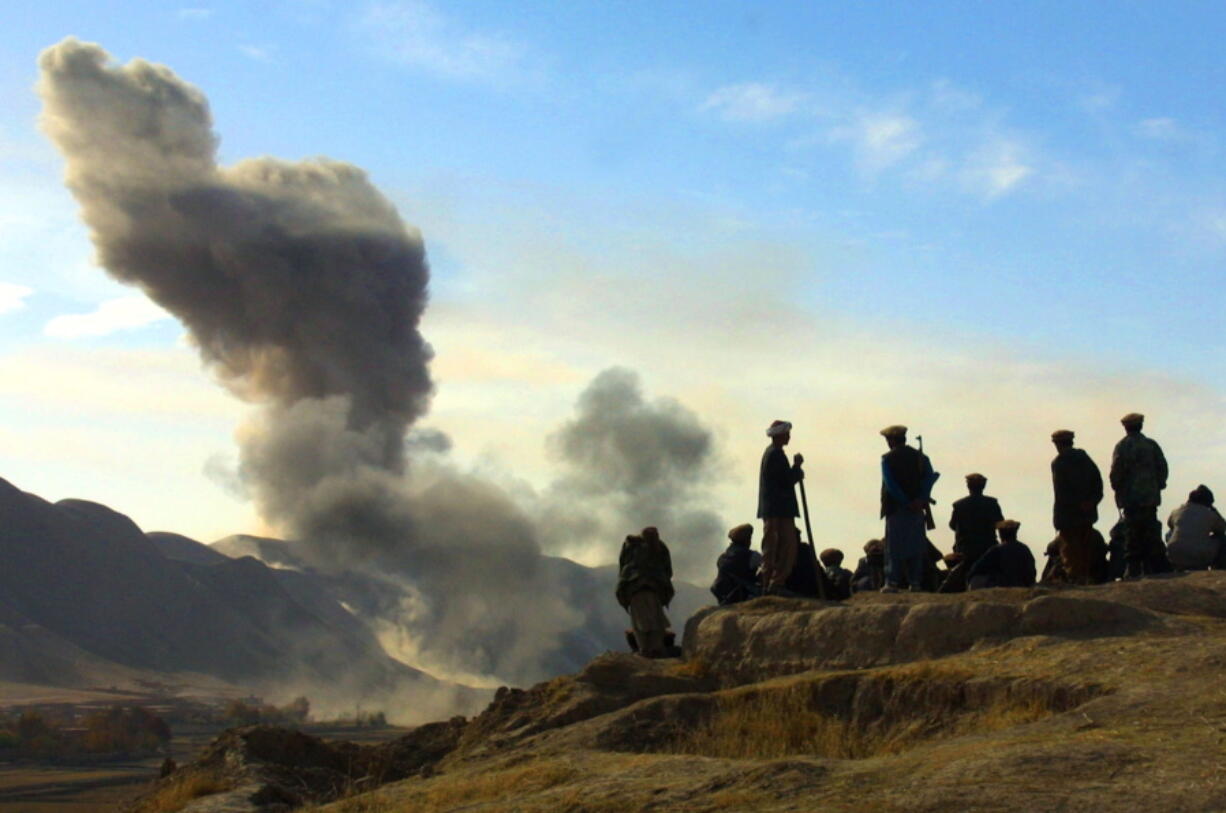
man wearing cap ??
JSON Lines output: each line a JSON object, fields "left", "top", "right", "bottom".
{"left": 879, "top": 425, "right": 939, "bottom": 593}
{"left": 1110, "top": 413, "right": 1169, "bottom": 579}
{"left": 819, "top": 548, "right": 853, "bottom": 600}
{"left": 758, "top": 420, "right": 805, "bottom": 593}
{"left": 616, "top": 527, "right": 675, "bottom": 657}
{"left": 1051, "top": 430, "right": 1105, "bottom": 584}
{"left": 948, "top": 473, "right": 1004, "bottom": 568}
{"left": 711, "top": 524, "right": 762, "bottom": 605}
{"left": 967, "top": 519, "right": 1036, "bottom": 589}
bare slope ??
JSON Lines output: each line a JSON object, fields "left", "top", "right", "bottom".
{"left": 141, "top": 571, "right": 1226, "bottom": 811}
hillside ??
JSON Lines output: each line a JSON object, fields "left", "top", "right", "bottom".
{"left": 138, "top": 571, "right": 1226, "bottom": 811}
{"left": 0, "top": 477, "right": 468, "bottom": 716}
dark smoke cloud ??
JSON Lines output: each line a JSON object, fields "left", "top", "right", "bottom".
{"left": 38, "top": 40, "right": 724, "bottom": 697}
{"left": 37, "top": 39, "right": 579, "bottom": 689}
{"left": 538, "top": 368, "right": 725, "bottom": 582}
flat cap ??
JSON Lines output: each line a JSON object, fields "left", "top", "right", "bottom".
{"left": 1051, "top": 429, "right": 1075, "bottom": 442}
{"left": 727, "top": 524, "right": 753, "bottom": 544}
{"left": 864, "top": 538, "right": 884, "bottom": 553}
{"left": 879, "top": 424, "right": 907, "bottom": 438}
{"left": 1120, "top": 412, "right": 1145, "bottom": 425}
{"left": 965, "top": 472, "right": 987, "bottom": 483}
{"left": 819, "top": 548, "right": 844, "bottom": 565}
{"left": 995, "top": 519, "right": 1021, "bottom": 532}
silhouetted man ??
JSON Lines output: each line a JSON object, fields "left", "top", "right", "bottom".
{"left": 1051, "top": 429, "right": 1105, "bottom": 584}
{"left": 852, "top": 539, "right": 886, "bottom": 592}
{"left": 948, "top": 473, "right": 1004, "bottom": 568}
{"left": 1166, "top": 485, "right": 1226, "bottom": 571}
{"left": 1110, "top": 413, "right": 1168, "bottom": 579}
{"left": 711, "top": 524, "right": 761, "bottom": 605}
{"left": 616, "top": 527, "right": 674, "bottom": 657}
{"left": 879, "top": 425, "right": 938, "bottom": 593}
{"left": 758, "top": 420, "right": 804, "bottom": 593}
{"left": 819, "top": 548, "right": 853, "bottom": 600}
{"left": 967, "top": 519, "right": 1036, "bottom": 590}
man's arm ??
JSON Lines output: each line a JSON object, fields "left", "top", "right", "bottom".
{"left": 881, "top": 458, "right": 908, "bottom": 505}
{"left": 1155, "top": 441, "right": 1169, "bottom": 490}
{"left": 1087, "top": 455, "right": 1104, "bottom": 503}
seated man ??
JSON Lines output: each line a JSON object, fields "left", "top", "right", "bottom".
{"left": 820, "top": 548, "right": 853, "bottom": 601}
{"left": 616, "top": 527, "right": 675, "bottom": 658}
{"left": 1040, "top": 538, "right": 1068, "bottom": 585}
{"left": 711, "top": 524, "right": 761, "bottom": 605}
{"left": 1167, "top": 485, "right": 1226, "bottom": 571}
{"left": 852, "top": 539, "right": 886, "bottom": 593}
{"left": 967, "top": 520, "right": 1036, "bottom": 590}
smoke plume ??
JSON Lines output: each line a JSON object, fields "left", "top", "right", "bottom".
{"left": 38, "top": 40, "right": 723, "bottom": 698}
{"left": 538, "top": 368, "right": 724, "bottom": 581}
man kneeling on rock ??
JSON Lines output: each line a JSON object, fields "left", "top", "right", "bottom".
{"left": 967, "top": 519, "right": 1036, "bottom": 590}
{"left": 711, "top": 524, "right": 761, "bottom": 605}
{"left": 616, "top": 527, "right": 675, "bottom": 657}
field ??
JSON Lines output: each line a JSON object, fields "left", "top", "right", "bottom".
{"left": 0, "top": 718, "right": 407, "bottom": 812}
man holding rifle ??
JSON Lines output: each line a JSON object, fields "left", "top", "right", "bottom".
{"left": 879, "top": 425, "right": 939, "bottom": 593}
{"left": 758, "top": 420, "right": 805, "bottom": 594}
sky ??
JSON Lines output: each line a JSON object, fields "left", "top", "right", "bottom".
{"left": 1, "top": 1, "right": 1224, "bottom": 571}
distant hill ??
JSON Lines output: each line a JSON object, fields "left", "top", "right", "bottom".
{"left": 0, "top": 477, "right": 474, "bottom": 718}
{"left": 0, "top": 476, "right": 711, "bottom": 719}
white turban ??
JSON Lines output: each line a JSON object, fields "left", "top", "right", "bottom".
{"left": 766, "top": 420, "right": 792, "bottom": 437}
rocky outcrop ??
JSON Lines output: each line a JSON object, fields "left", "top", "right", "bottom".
{"left": 683, "top": 587, "right": 1185, "bottom": 684}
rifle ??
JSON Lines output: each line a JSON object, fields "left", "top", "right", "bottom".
{"left": 917, "top": 435, "right": 938, "bottom": 532}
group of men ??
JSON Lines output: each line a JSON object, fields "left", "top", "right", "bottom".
{"left": 714, "top": 411, "right": 1222, "bottom": 601}
{"left": 618, "top": 411, "right": 1224, "bottom": 655}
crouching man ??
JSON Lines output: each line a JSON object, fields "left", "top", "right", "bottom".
{"left": 711, "top": 524, "right": 761, "bottom": 605}
{"left": 616, "top": 527, "right": 675, "bottom": 657}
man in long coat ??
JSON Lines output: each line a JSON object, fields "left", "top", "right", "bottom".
{"left": 949, "top": 473, "right": 1004, "bottom": 567}
{"left": 616, "top": 527, "right": 674, "bottom": 657}
{"left": 879, "top": 425, "right": 938, "bottom": 592}
{"left": 1051, "top": 429, "right": 1105, "bottom": 584}
{"left": 1110, "top": 413, "right": 1169, "bottom": 579}
{"left": 758, "top": 420, "right": 804, "bottom": 593}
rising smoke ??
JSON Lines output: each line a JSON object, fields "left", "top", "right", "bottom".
{"left": 37, "top": 39, "right": 723, "bottom": 698}
{"left": 538, "top": 368, "right": 724, "bottom": 582}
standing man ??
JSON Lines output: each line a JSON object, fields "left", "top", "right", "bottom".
{"left": 948, "top": 473, "right": 1004, "bottom": 568}
{"left": 1110, "top": 413, "right": 1169, "bottom": 579}
{"left": 615, "top": 527, "right": 674, "bottom": 658}
{"left": 879, "top": 425, "right": 938, "bottom": 593}
{"left": 1051, "top": 429, "right": 1105, "bottom": 584}
{"left": 758, "top": 420, "right": 804, "bottom": 594}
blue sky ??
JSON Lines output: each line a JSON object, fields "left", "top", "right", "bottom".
{"left": 0, "top": 1, "right": 1223, "bottom": 561}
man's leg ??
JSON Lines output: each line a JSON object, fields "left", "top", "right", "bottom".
{"left": 760, "top": 518, "right": 782, "bottom": 592}
{"left": 1060, "top": 526, "right": 1091, "bottom": 585}
{"left": 1123, "top": 506, "right": 1157, "bottom": 578}
{"left": 776, "top": 522, "right": 800, "bottom": 589}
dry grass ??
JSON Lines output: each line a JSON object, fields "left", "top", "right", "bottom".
{"left": 143, "top": 771, "right": 233, "bottom": 812}
{"left": 665, "top": 657, "right": 711, "bottom": 680}
{"left": 411, "top": 760, "right": 578, "bottom": 809}
{"left": 672, "top": 671, "right": 1063, "bottom": 761}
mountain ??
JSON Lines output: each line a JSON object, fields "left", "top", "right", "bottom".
{"left": 0, "top": 477, "right": 468, "bottom": 715}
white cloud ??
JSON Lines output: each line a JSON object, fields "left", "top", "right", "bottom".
{"left": 1134, "top": 117, "right": 1195, "bottom": 143}
{"left": 357, "top": 1, "right": 526, "bottom": 82}
{"left": 832, "top": 113, "right": 922, "bottom": 172}
{"left": 43, "top": 296, "right": 172, "bottom": 339}
{"left": 239, "top": 44, "right": 275, "bottom": 63}
{"left": 0, "top": 283, "right": 33, "bottom": 315}
{"left": 701, "top": 82, "right": 803, "bottom": 123}
{"left": 177, "top": 7, "right": 213, "bottom": 20}
{"left": 962, "top": 139, "right": 1033, "bottom": 199}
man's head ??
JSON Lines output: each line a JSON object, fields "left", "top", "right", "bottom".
{"left": 1051, "top": 429, "right": 1074, "bottom": 451}
{"left": 1121, "top": 412, "right": 1144, "bottom": 433}
{"left": 819, "top": 548, "right": 844, "bottom": 567}
{"left": 965, "top": 473, "right": 987, "bottom": 494}
{"left": 728, "top": 524, "right": 754, "bottom": 547}
{"left": 864, "top": 538, "right": 884, "bottom": 555}
{"left": 996, "top": 519, "right": 1021, "bottom": 543}
{"left": 880, "top": 425, "right": 907, "bottom": 449}
{"left": 641, "top": 526, "right": 661, "bottom": 544}
{"left": 767, "top": 419, "right": 792, "bottom": 446}
{"left": 1190, "top": 485, "right": 1215, "bottom": 507}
